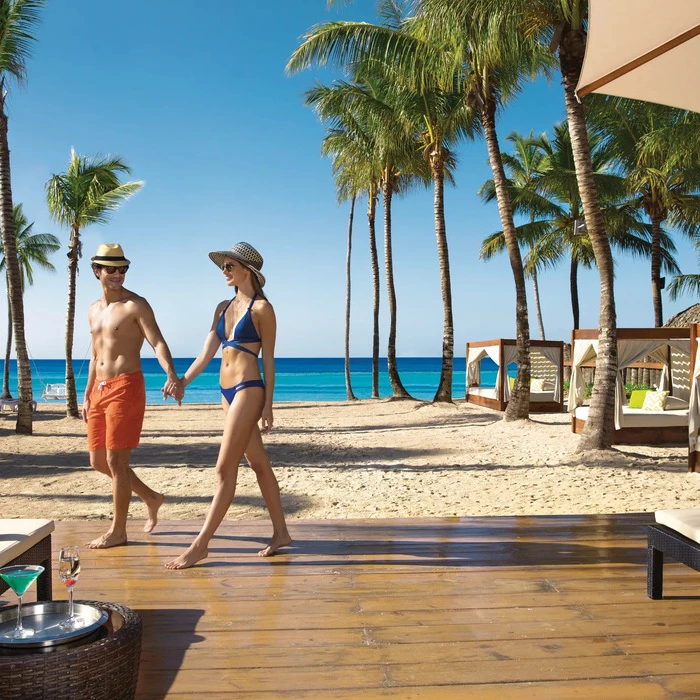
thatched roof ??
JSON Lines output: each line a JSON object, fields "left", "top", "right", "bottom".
{"left": 665, "top": 304, "right": 700, "bottom": 327}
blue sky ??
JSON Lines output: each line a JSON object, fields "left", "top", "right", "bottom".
{"left": 6, "top": 0, "right": 697, "bottom": 360}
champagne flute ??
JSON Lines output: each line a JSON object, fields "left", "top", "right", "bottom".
{"left": 0, "top": 564, "right": 44, "bottom": 638}
{"left": 58, "top": 546, "right": 81, "bottom": 630}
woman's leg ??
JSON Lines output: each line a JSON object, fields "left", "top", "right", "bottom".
{"left": 244, "top": 428, "right": 291, "bottom": 556}
{"left": 165, "top": 389, "right": 264, "bottom": 569}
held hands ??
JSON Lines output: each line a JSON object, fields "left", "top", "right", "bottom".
{"left": 161, "top": 376, "right": 185, "bottom": 405}
{"left": 260, "top": 405, "right": 273, "bottom": 434}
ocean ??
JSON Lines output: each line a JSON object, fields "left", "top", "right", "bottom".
{"left": 2, "top": 357, "right": 498, "bottom": 404}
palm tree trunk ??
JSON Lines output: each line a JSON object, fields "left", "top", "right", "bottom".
{"left": 382, "top": 181, "right": 411, "bottom": 399}
{"left": 2, "top": 285, "right": 12, "bottom": 399}
{"left": 368, "top": 188, "right": 380, "bottom": 399}
{"left": 650, "top": 215, "right": 664, "bottom": 326}
{"left": 560, "top": 29, "right": 617, "bottom": 452}
{"left": 481, "top": 102, "right": 530, "bottom": 420}
{"left": 570, "top": 257, "right": 580, "bottom": 330}
{"left": 531, "top": 270, "right": 545, "bottom": 341}
{"left": 65, "top": 223, "right": 80, "bottom": 418}
{"left": 345, "top": 196, "right": 357, "bottom": 401}
{"left": 0, "top": 93, "right": 32, "bottom": 433}
{"left": 430, "top": 159, "right": 454, "bottom": 403}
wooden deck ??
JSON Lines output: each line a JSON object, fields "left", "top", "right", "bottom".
{"left": 5, "top": 514, "right": 700, "bottom": 698}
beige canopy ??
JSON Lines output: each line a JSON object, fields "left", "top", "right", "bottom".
{"left": 576, "top": 0, "right": 700, "bottom": 113}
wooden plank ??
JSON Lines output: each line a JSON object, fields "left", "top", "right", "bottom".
{"left": 5, "top": 515, "right": 696, "bottom": 698}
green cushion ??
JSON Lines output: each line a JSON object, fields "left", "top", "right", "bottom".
{"left": 628, "top": 389, "right": 651, "bottom": 409}
{"left": 508, "top": 376, "right": 515, "bottom": 389}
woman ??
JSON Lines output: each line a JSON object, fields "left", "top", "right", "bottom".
{"left": 165, "top": 242, "right": 291, "bottom": 569}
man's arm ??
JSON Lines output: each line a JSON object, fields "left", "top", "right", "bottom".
{"left": 81, "top": 342, "right": 96, "bottom": 423}
{"left": 135, "top": 298, "right": 183, "bottom": 403}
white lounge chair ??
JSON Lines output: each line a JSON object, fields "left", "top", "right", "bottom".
{"left": 0, "top": 397, "right": 37, "bottom": 412}
{"left": 42, "top": 383, "right": 66, "bottom": 400}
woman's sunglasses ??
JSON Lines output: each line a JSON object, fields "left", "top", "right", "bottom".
{"left": 221, "top": 262, "right": 236, "bottom": 273}
{"left": 95, "top": 264, "right": 129, "bottom": 274}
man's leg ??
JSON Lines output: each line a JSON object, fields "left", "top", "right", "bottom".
{"left": 88, "top": 448, "right": 132, "bottom": 549}
{"left": 89, "top": 449, "right": 165, "bottom": 533}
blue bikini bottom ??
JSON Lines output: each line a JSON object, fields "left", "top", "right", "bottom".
{"left": 220, "top": 379, "right": 265, "bottom": 405}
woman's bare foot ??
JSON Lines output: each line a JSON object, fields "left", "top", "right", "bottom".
{"left": 87, "top": 532, "right": 128, "bottom": 549}
{"left": 143, "top": 493, "right": 165, "bottom": 533}
{"left": 258, "top": 533, "right": 292, "bottom": 557}
{"left": 165, "top": 544, "right": 209, "bottom": 570}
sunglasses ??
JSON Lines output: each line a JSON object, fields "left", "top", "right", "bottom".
{"left": 221, "top": 262, "right": 237, "bottom": 273}
{"left": 96, "top": 264, "right": 129, "bottom": 274}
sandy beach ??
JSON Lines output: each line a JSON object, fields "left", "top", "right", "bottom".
{"left": 0, "top": 400, "right": 696, "bottom": 526}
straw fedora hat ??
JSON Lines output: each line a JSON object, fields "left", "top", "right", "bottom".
{"left": 90, "top": 243, "right": 131, "bottom": 267}
{"left": 208, "top": 242, "right": 266, "bottom": 287}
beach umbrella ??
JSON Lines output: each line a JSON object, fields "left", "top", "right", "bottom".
{"left": 576, "top": 0, "right": 700, "bottom": 113}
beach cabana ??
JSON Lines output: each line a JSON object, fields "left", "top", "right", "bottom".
{"left": 466, "top": 339, "right": 564, "bottom": 413}
{"left": 569, "top": 327, "right": 695, "bottom": 446}
{"left": 690, "top": 324, "right": 700, "bottom": 471}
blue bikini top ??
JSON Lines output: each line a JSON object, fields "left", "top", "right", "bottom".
{"left": 216, "top": 294, "right": 261, "bottom": 356}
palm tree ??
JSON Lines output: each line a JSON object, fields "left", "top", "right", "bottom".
{"left": 481, "top": 122, "right": 680, "bottom": 330}
{"left": 315, "top": 117, "right": 372, "bottom": 401}
{"left": 288, "top": 12, "right": 474, "bottom": 403}
{"left": 1, "top": 204, "right": 59, "bottom": 399}
{"left": 668, "top": 237, "right": 700, "bottom": 301}
{"left": 46, "top": 149, "right": 143, "bottom": 418}
{"left": 294, "top": 16, "right": 422, "bottom": 399}
{"left": 426, "top": 0, "right": 618, "bottom": 450}
{"left": 479, "top": 131, "right": 552, "bottom": 340}
{"left": 0, "top": 0, "right": 46, "bottom": 433}
{"left": 587, "top": 96, "right": 700, "bottom": 326}
{"left": 307, "top": 81, "right": 382, "bottom": 398}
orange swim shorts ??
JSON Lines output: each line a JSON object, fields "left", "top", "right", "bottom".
{"left": 87, "top": 371, "right": 146, "bottom": 451}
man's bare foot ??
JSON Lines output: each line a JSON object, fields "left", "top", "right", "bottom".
{"left": 87, "top": 532, "right": 128, "bottom": 549}
{"left": 258, "top": 533, "right": 292, "bottom": 557}
{"left": 164, "top": 544, "right": 208, "bottom": 570}
{"left": 143, "top": 493, "right": 165, "bottom": 533}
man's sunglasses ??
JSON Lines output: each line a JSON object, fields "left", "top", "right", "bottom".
{"left": 221, "top": 262, "right": 236, "bottom": 273}
{"left": 95, "top": 264, "right": 129, "bottom": 274}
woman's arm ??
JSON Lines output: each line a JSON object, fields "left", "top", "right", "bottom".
{"left": 180, "top": 302, "right": 228, "bottom": 388}
{"left": 258, "top": 301, "right": 277, "bottom": 433}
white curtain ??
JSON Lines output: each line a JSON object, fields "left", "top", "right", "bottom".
{"left": 466, "top": 348, "right": 487, "bottom": 386}
{"left": 690, "top": 338, "right": 700, "bottom": 456}
{"left": 568, "top": 339, "right": 598, "bottom": 412}
{"left": 502, "top": 345, "right": 518, "bottom": 400}
{"left": 537, "top": 345, "right": 563, "bottom": 403}
{"left": 467, "top": 346, "right": 500, "bottom": 391}
{"left": 647, "top": 340, "right": 690, "bottom": 391}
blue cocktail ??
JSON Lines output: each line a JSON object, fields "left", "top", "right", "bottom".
{"left": 0, "top": 565, "right": 44, "bottom": 638}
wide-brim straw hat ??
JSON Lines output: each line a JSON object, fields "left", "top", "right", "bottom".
{"left": 208, "top": 242, "right": 266, "bottom": 287}
{"left": 91, "top": 243, "right": 131, "bottom": 266}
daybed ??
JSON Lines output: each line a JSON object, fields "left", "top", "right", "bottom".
{"left": 465, "top": 339, "right": 564, "bottom": 413}
{"left": 569, "top": 327, "right": 694, "bottom": 446}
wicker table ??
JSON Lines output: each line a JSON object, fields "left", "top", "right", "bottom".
{"left": 0, "top": 600, "right": 142, "bottom": 700}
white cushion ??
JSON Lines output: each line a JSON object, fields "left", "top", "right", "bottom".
{"left": 642, "top": 390, "right": 669, "bottom": 411}
{"left": 666, "top": 395, "right": 690, "bottom": 411}
{"left": 0, "top": 519, "right": 54, "bottom": 566}
{"left": 655, "top": 509, "right": 700, "bottom": 544}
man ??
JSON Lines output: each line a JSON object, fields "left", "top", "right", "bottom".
{"left": 83, "top": 243, "right": 183, "bottom": 548}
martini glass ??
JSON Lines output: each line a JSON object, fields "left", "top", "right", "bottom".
{"left": 0, "top": 564, "right": 44, "bottom": 639}
{"left": 58, "top": 546, "right": 81, "bottom": 630}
